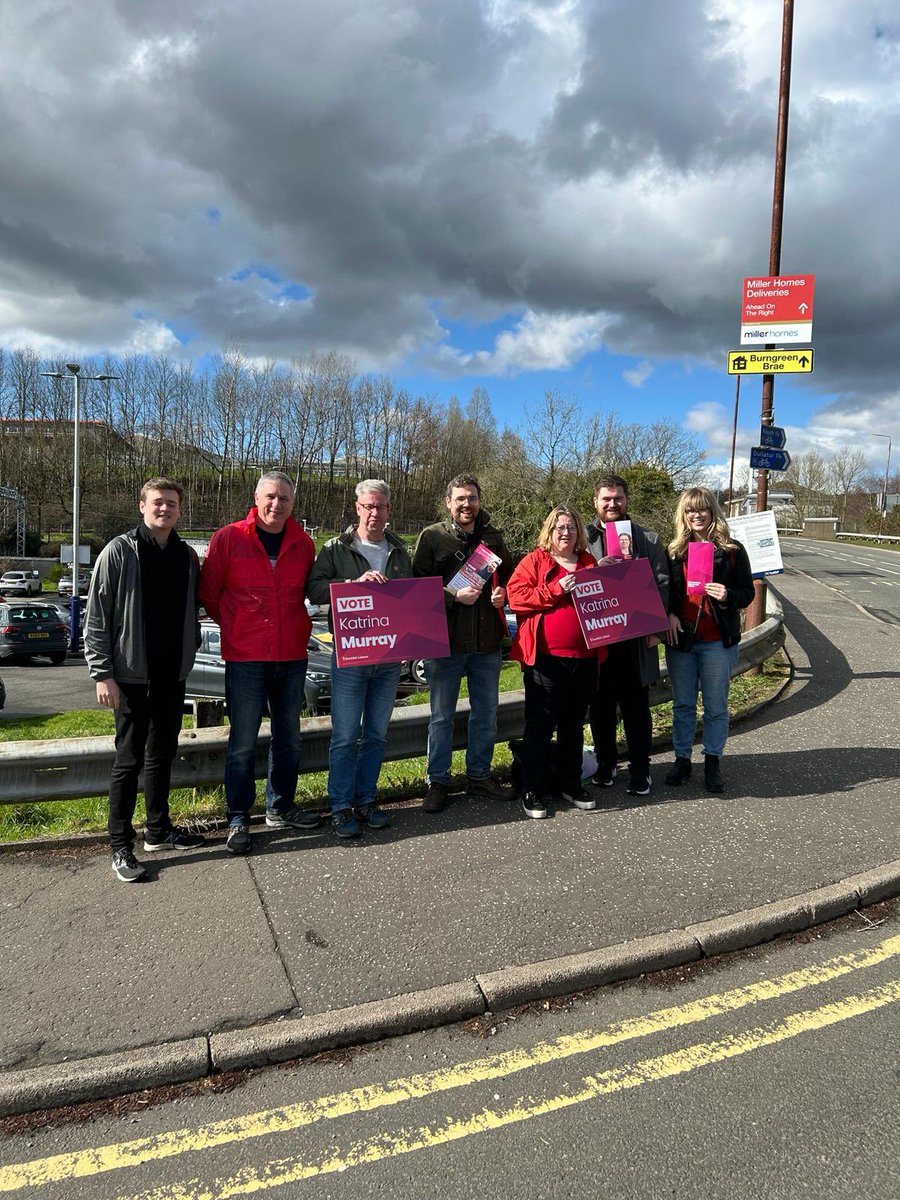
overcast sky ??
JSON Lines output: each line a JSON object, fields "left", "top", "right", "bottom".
{"left": 1, "top": 0, "right": 897, "bottom": 479}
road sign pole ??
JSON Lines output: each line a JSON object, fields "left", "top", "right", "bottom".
{"left": 748, "top": 0, "right": 794, "bottom": 636}
{"left": 727, "top": 375, "right": 740, "bottom": 512}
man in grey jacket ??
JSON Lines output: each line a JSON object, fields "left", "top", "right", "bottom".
{"left": 84, "top": 478, "right": 205, "bottom": 882}
{"left": 306, "top": 479, "right": 413, "bottom": 838}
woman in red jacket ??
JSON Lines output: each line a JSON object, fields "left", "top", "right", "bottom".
{"left": 507, "top": 505, "right": 602, "bottom": 820}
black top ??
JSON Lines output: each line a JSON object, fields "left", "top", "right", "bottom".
{"left": 136, "top": 524, "right": 190, "bottom": 680}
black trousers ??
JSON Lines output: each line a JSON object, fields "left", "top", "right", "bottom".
{"left": 522, "top": 654, "right": 596, "bottom": 796}
{"left": 588, "top": 643, "right": 652, "bottom": 777}
{"left": 108, "top": 678, "right": 186, "bottom": 850}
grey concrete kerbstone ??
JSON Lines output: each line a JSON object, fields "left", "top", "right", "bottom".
{"left": 843, "top": 860, "right": 900, "bottom": 906}
{"left": 0, "top": 1037, "right": 209, "bottom": 1118}
{"left": 475, "top": 931, "right": 702, "bottom": 1012}
{"left": 210, "top": 980, "right": 485, "bottom": 1072}
{"left": 687, "top": 896, "right": 811, "bottom": 956}
{"left": 798, "top": 881, "right": 860, "bottom": 924}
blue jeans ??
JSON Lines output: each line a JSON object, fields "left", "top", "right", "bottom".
{"left": 224, "top": 660, "right": 307, "bottom": 826}
{"left": 666, "top": 640, "right": 738, "bottom": 758}
{"left": 328, "top": 659, "right": 402, "bottom": 813}
{"left": 424, "top": 650, "right": 502, "bottom": 785}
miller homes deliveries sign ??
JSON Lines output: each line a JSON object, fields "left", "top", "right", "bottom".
{"left": 739, "top": 274, "right": 814, "bottom": 346}
{"left": 329, "top": 577, "right": 450, "bottom": 668}
{"left": 571, "top": 559, "right": 668, "bottom": 650}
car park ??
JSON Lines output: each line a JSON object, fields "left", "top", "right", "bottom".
{"left": 0, "top": 570, "right": 41, "bottom": 596}
{"left": 0, "top": 601, "right": 69, "bottom": 664}
{"left": 185, "top": 622, "right": 334, "bottom": 714}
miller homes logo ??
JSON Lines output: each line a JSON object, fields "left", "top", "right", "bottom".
{"left": 575, "top": 579, "right": 605, "bottom": 598}
{"left": 335, "top": 594, "right": 374, "bottom": 613}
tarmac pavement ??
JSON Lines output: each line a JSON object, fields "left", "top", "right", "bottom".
{"left": 0, "top": 566, "right": 898, "bottom": 1115}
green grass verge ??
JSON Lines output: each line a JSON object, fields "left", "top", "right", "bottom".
{"left": 0, "top": 655, "right": 789, "bottom": 843}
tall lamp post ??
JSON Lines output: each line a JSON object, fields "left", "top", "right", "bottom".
{"left": 39, "top": 364, "right": 119, "bottom": 652}
{"left": 873, "top": 433, "right": 892, "bottom": 536}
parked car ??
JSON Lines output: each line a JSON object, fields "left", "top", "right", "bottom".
{"left": 42, "top": 599, "right": 87, "bottom": 648}
{"left": 58, "top": 571, "right": 91, "bottom": 596}
{"left": 0, "top": 570, "right": 41, "bottom": 596}
{"left": 0, "top": 601, "right": 69, "bottom": 664}
{"left": 185, "top": 622, "right": 334, "bottom": 714}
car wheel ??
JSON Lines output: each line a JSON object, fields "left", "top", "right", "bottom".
{"left": 49, "top": 651, "right": 67, "bottom": 665}
{"left": 411, "top": 659, "right": 427, "bottom": 686}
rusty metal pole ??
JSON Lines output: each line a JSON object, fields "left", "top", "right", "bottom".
{"left": 746, "top": 0, "right": 794, "bottom": 631}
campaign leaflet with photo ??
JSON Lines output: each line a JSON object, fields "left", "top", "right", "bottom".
{"left": 571, "top": 559, "right": 668, "bottom": 650}
{"left": 604, "top": 519, "right": 633, "bottom": 559}
{"left": 329, "top": 577, "right": 450, "bottom": 668}
{"left": 446, "top": 542, "right": 503, "bottom": 591}
{"left": 727, "top": 511, "right": 784, "bottom": 578}
{"left": 686, "top": 541, "right": 714, "bottom": 595}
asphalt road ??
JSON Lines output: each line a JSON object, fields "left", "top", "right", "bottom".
{"left": 782, "top": 537, "right": 900, "bottom": 625}
{"left": 2, "top": 903, "right": 897, "bottom": 1199}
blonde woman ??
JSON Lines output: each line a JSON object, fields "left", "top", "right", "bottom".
{"left": 507, "top": 505, "right": 604, "bottom": 819}
{"left": 665, "top": 487, "right": 753, "bottom": 793}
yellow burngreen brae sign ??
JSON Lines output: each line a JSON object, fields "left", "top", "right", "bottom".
{"left": 727, "top": 349, "right": 814, "bottom": 375}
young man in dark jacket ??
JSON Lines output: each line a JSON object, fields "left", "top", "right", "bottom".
{"left": 307, "top": 479, "right": 413, "bottom": 838}
{"left": 412, "top": 474, "right": 513, "bottom": 812}
{"left": 84, "top": 478, "right": 205, "bottom": 882}
{"left": 586, "top": 473, "right": 671, "bottom": 797}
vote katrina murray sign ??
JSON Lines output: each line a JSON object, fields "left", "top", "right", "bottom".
{"left": 571, "top": 559, "right": 669, "bottom": 649}
{"left": 329, "top": 577, "right": 450, "bottom": 668}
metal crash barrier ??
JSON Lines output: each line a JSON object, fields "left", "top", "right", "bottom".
{"left": 0, "top": 594, "right": 785, "bottom": 806}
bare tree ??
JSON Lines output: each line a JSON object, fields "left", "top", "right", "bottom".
{"left": 827, "top": 447, "right": 867, "bottom": 525}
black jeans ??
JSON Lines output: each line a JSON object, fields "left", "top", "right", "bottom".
{"left": 588, "top": 643, "right": 652, "bottom": 777}
{"left": 108, "top": 678, "right": 186, "bottom": 850}
{"left": 522, "top": 654, "right": 596, "bottom": 796}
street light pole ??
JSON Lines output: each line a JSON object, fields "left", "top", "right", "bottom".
{"left": 874, "top": 433, "right": 892, "bottom": 536}
{"left": 40, "top": 365, "right": 119, "bottom": 653}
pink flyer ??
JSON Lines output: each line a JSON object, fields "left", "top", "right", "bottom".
{"left": 686, "top": 541, "right": 714, "bottom": 595}
{"left": 604, "top": 519, "right": 633, "bottom": 559}
{"left": 447, "top": 542, "right": 503, "bottom": 591}
{"left": 572, "top": 559, "right": 668, "bottom": 649}
{"left": 330, "top": 577, "right": 450, "bottom": 668}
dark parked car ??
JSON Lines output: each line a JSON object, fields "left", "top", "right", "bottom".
{"left": 185, "top": 623, "right": 334, "bottom": 714}
{"left": 0, "top": 602, "right": 69, "bottom": 664}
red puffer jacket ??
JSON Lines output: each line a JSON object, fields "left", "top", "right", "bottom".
{"left": 198, "top": 510, "right": 315, "bottom": 662}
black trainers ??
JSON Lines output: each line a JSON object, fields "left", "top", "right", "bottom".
{"left": 111, "top": 847, "right": 146, "bottom": 882}
{"left": 466, "top": 775, "right": 509, "bottom": 801}
{"left": 591, "top": 766, "right": 617, "bottom": 788}
{"left": 704, "top": 755, "right": 725, "bottom": 793}
{"left": 226, "top": 824, "right": 251, "bottom": 855}
{"left": 265, "top": 806, "right": 321, "bottom": 831}
{"left": 356, "top": 804, "right": 391, "bottom": 830}
{"left": 333, "top": 810, "right": 362, "bottom": 839}
{"left": 626, "top": 774, "right": 652, "bottom": 796}
{"left": 665, "top": 757, "right": 693, "bottom": 786}
{"left": 561, "top": 787, "right": 597, "bottom": 811}
{"left": 521, "top": 791, "right": 548, "bottom": 819}
{"left": 143, "top": 825, "right": 206, "bottom": 852}
{"left": 422, "top": 782, "right": 449, "bottom": 813}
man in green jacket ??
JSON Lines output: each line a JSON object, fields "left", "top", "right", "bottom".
{"left": 307, "top": 479, "right": 413, "bottom": 838}
{"left": 412, "top": 474, "right": 513, "bottom": 813}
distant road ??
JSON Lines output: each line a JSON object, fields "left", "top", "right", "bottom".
{"left": 781, "top": 538, "right": 900, "bottom": 626}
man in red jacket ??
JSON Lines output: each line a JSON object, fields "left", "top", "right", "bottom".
{"left": 199, "top": 470, "right": 320, "bottom": 855}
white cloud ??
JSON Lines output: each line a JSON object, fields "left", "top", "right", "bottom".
{"left": 436, "top": 309, "right": 610, "bottom": 376}
{"left": 623, "top": 360, "right": 654, "bottom": 388}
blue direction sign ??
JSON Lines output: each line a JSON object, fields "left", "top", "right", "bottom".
{"left": 750, "top": 447, "right": 791, "bottom": 472}
{"left": 759, "top": 424, "right": 787, "bottom": 449}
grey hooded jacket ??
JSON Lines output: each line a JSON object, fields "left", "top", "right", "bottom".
{"left": 84, "top": 528, "right": 200, "bottom": 684}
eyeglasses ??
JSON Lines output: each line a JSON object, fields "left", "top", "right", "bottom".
{"left": 358, "top": 503, "right": 388, "bottom": 512}
{"left": 554, "top": 524, "right": 577, "bottom": 533}
{"left": 686, "top": 508, "right": 710, "bottom": 516}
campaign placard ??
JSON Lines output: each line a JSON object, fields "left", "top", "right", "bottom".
{"left": 329, "top": 577, "right": 450, "bottom": 668}
{"left": 571, "top": 559, "right": 669, "bottom": 649}
{"left": 686, "top": 541, "right": 714, "bottom": 595}
{"left": 727, "top": 511, "right": 784, "bottom": 578}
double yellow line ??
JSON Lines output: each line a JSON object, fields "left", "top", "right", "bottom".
{"left": 3, "top": 933, "right": 900, "bottom": 1197}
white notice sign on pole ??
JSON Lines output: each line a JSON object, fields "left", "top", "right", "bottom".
{"left": 727, "top": 510, "right": 784, "bottom": 578}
